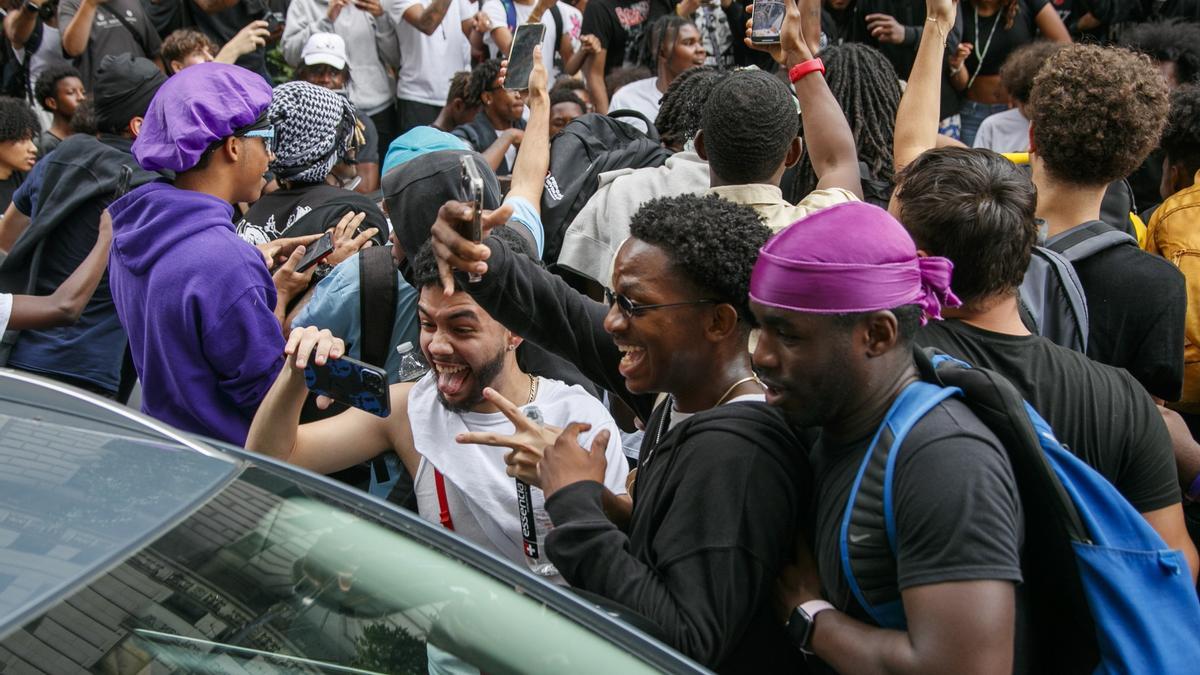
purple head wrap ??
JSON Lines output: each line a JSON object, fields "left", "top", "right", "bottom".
{"left": 132, "top": 63, "right": 273, "bottom": 173}
{"left": 749, "top": 201, "right": 961, "bottom": 324}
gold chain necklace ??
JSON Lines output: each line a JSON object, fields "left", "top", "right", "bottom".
{"left": 527, "top": 374, "right": 539, "bottom": 404}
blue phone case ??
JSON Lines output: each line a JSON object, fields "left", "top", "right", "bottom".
{"left": 303, "top": 356, "right": 391, "bottom": 418}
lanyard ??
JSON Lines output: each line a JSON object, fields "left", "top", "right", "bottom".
{"left": 967, "top": 5, "right": 1001, "bottom": 90}
{"left": 434, "top": 469, "right": 455, "bottom": 531}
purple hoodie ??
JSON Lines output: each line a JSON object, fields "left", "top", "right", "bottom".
{"left": 108, "top": 182, "right": 284, "bottom": 445}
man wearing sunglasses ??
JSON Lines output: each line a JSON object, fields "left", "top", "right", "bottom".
{"left": 106, "top": 62, "right": 306, "bottom": 446}
{"left": 428, "top": 192, "right": 810, "bottom": 673}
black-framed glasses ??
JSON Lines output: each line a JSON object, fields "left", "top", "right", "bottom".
{"left": 603, "top": 288, "right": 717, "bottom": 317}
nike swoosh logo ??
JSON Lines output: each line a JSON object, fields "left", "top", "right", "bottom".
{"left": 849, "top": 533, "right": 870, "bottom": 543}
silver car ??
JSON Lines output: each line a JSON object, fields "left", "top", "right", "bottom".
{"left": 0, "top": 370, "right": 708, "bottom": 674}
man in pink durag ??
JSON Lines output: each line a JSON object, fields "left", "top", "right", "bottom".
{"left": 749, "top": 201, "right": 1028, "bottom": 674}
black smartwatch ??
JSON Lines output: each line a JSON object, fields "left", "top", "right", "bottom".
{"left": 785, "top": 600, "right": 835, "bottom": 655}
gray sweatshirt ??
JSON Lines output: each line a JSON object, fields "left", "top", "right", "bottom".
{"left": 282, "top": 0, "right": 402, "bottom": 115}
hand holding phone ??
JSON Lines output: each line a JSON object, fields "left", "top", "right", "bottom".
{"left": 459, "top": 156, "right": 484, "bottom": 282}
{"left": 296, "top": 231, "right": 335, "bottom": 273}
{"left": 505, "top": 23, "right": 547, "bottom": 91}
{"left": 750, "top": 0, "right": 786, "bottom": 44}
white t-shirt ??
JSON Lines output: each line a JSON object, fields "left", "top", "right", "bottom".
{"left": 481, "top": 0, "right": 581, "bottom": 80}
{"left": 408, "top": 373, "right": 629, "bottom": 579}
{"left": 390, "top": 0, "right": 474, "bottom": 106}
{"left": 0, "top": 293, "right": 11, "bottom": 334}
{"left": 972, "top": 107, "right": 1030, "bottom": 154}
{"left": 608, "top": 77, "right": 663, "bottom": 133}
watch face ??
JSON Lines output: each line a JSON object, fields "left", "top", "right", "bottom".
{"left": 786, "top": 606, "right": 815, "bottom": 654}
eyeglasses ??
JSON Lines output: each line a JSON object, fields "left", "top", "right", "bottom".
{"left": 239, "top": 126, "right": 277, "bottom": 154}
{"left": 603, "top": 288, "right": 717, "bottom": 318}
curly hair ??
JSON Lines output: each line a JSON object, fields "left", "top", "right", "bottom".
{"left": 700, "top": 69, "right": 799, "bottom": 184}
{"left": 34, "top": 65, "right": 83, "bottom": 113}
{"left": 160, "top": 29, "right": 218, "bottom": 71}
{"left": 467, "top": 59, "right": 502, "bottom": 107}
{"left": 894, "top": 147, "right": 1038, "bottom": 306}
{"left": 1120, "top": 19, "right": 1200, "bottom": 86}
{"left": 790, "top": 43, "right": 899, "bottom": 200}
{"left": 999, "top": 40, "right": 1065, "bottom": 105}
{"left": 1029, "top": 44, "right": 1168, "bottom": 187}
{"left": 0, "top": 96, "right": 39, "bottom": 143}
{"left": 446, "top": 71, "right": 475, "bottom": 107}
{"left": 1162, "top": 84, "right": 1200, "bottom": 175}
{"left": 628, "top": 194, "right": 769, "bottom": 323}
{"left": 655, "top": 66, "right": 725, "bottom": 151}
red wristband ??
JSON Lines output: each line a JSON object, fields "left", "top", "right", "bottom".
{"left": 788, "top": 58, "right": 825, "bottom": 84}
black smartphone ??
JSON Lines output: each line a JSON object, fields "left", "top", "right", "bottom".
{"left": 505, "top": 23, "right": 546, "bottom": 91}
{"left": 296, "top": 232, "right": 335, "bottom": 273}
{"left": 264, "top": 10, "right": 284, "bottom": 32}
{"left": 304, "top": 355, "right": 391, "bottom": 418}
{"left": 750, "top": 0, "right": 786, "bottom": 44}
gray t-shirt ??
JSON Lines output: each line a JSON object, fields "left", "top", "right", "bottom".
{"left": 58, "top": 0, "right": 162, "bottom": 89}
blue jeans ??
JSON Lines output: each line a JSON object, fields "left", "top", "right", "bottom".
{"left": 959, "top": 100, "right": 1010, "bottom": 147}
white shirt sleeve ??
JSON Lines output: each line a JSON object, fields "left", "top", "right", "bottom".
{"left": 0, "top": 293, "right": 13, "bottom": 335}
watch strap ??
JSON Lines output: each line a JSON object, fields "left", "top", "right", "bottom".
{"left": 786, "top": 599, "right": 835, "bottom": 654}
{"left": 788, "top": 58, "right": 826, "bottom": 84}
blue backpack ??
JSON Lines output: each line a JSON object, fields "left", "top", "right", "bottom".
{"left": 843, "top": 348, "right": 1200, "bottom": 673}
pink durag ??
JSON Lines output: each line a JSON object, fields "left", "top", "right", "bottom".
{"left": 749, "top": 201, "right": 961, "bottom": 324}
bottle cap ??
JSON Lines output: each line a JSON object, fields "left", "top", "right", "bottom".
{"left": 396, "top": 341, "right": 414, "bottom": 354}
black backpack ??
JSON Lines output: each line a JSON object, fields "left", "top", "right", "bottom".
{"left": 1017, "top": 221, "right": 1137, "bottom": 354}
{"left": 540, "top": 111, "right": 671, "bottom": 264}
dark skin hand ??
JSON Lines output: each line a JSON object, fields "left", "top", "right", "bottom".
{"left": 539, "top": 421, "right": 611, "bottom": 498}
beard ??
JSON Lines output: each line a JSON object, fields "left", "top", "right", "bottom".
{"left": 436, "top": 344, "right": 508, "bottom": 413}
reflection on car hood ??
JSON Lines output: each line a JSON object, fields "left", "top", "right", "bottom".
{"left": 0, "top": 413, "right": 237, "bottom": 639}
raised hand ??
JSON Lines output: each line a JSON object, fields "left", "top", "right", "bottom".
{"left": 283, "top": 325, "right": 345, "bottom": 371}
{"left": 455, "top": 387, "right": 564, "bottom": 486}
{"left": 324, "top": 211, "right": 378, "bottom": 266}
{"left": 539, "top": 422, "right": 610, "bottom": 498}
{"left": 429, "top": 199, "right": 515, "bottom": 295}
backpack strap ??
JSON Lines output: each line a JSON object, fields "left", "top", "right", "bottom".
{"left": 1018, "top": 246, "right": 1090, "bottom": 353}
{"left": 501, "top": 0, "right": 518, "bottom": 33}
{"left": 1044, "top": 220, "right": 1136, "bottom": 263}
{"left": 358, "top": 245, "right": 398, "bottom": 369}
{"left": 549, "top": 3, "right": 563, "bottom": 50}
{"left": 840, "top": 380, "right": 959, "bottom": 630}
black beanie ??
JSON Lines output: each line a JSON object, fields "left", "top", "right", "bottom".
{"left": 94, "top": 54, "right": 167, "bottom": 134}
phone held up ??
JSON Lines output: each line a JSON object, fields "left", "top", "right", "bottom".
{"left": 750, "top": 0, "right": 786, "bottom": 44}
{"left": 505, "top": 23, "right": 546, "bottom": 91}
{"left": 460, "top": 155, "right": 484, "bottom": 282}
{"left": 304, "top": 355, "right": 392, "bottom": 418}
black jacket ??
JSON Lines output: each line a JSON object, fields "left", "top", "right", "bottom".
{"left": 465, "top": 237, "right": 812, "bottom": 673}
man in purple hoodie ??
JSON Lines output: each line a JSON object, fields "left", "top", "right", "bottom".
{"left": 108, "top": 62, "right": 288, "bottom": 445}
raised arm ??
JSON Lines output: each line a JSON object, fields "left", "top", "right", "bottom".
{"left": 399, "top": 0, "right": 457, "bottom": 36}
{"left": 747, "top": 0, "right": 862, "bottom": 197}
{"left": 506, "top": 47, "right": 549, "bottom": 210}
{"left": 60, "top": 0, "right": 100, "bottom": 58}
{"left": 5, "top": 0, "right": 39, "bottom": 50}
{"left": 8, "top": 209, "right": 112, "bottom": 330}
{"left": 892, "top": 0, "right": 955, "bottom": 173}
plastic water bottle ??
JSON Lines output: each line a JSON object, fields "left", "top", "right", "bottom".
{"left": 395, "top": 342, "right": 429, "bottom": 383}
{"left": 518, "top": 405, "right": 559, "bottom": 577}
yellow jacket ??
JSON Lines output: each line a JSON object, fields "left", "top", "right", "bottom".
{"left": 1144, "top": 170, "right": 1200, "bottom": 412}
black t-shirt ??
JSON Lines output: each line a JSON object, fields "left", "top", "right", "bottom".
{"left": 59, "top": 0, "right": 163, "bottom": 89}
{"left": 916, "top": 319, "right": 1180, "bottom": 513}
{"left": 962, "top": 0, "right": 1048, "bottom": 77}
{"left": 581, "top": 0, "right": 672, "bottom": 75}
{"left": 356, "top": 112, "right": 380, "bottom": 166}
{"left": 0, "top": 172, "right": 24, "bottom": 213}
{"left": 186, "top": 0, "right": 269, "bottom": 81}
{"left": 1059, "top": 226, "right": 1187, "bottom": 402}
{"left": 236, "top": 183, "right": 389, "bottom": 245}
{"left": 811, "top": 398, "right": 1024, "bottom": 638}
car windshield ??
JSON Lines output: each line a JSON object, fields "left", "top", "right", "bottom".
{"left": 1, "top": 465, "right": 664, "bottom": 674}
{"left": 0, "top": 413, "right": 238, "bottom": 637}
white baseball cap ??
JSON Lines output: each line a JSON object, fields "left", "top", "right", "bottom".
{"left": 301, "top": 32, "right": 348, "bottom": 71}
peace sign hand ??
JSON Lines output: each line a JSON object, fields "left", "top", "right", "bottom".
{"left": 455, "top": 386, "right": 563, "bottom": 486}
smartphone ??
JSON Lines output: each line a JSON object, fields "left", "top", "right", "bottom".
{"left": 460, "top": 156, "right": 484, "bottom": 282}
{"left": 264, "top": 10, "right": 285, "bottom": 32}
{"left": 114, "top": 165, "right": 133, "bottom": 199}
{"left": 505, "top": 23, "right": 546, "bottom": 91}
{"left": 304, "top": 355, "right": 391, "bottom": 418}
{"left": 296, "top": 231, "right": 335, "bottom": 273}
{"left": 750, "top": 0, "right": 786, "bottom": 44}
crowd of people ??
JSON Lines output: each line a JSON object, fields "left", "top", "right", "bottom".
{"left": 0, "top": 0, "right": 1199, "bottom": 667}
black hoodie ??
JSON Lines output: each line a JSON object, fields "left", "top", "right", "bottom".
{"left": 465, "top": 237, "right": 812, "bottom": 673}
